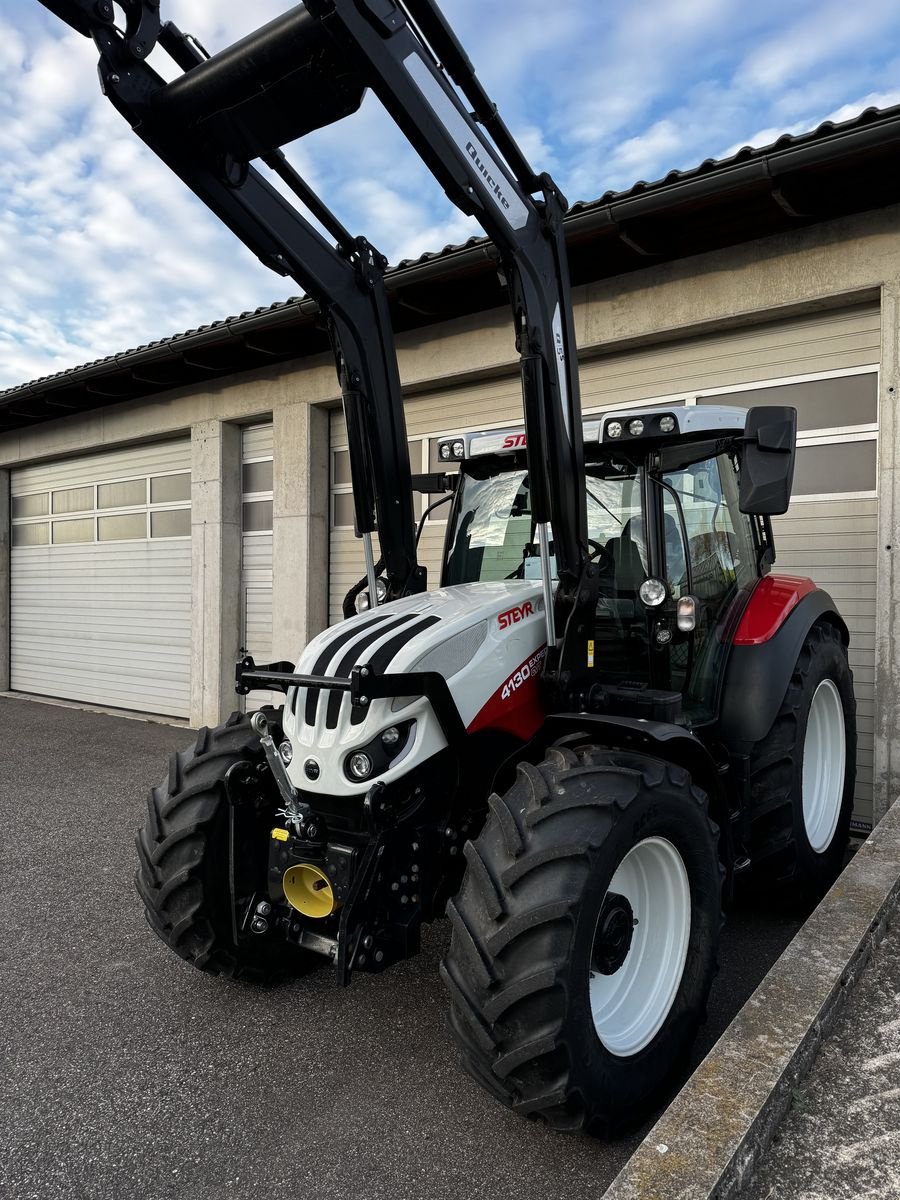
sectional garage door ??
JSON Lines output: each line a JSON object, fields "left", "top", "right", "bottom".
{"left": 240, "top": 423, "right": 279, "bottom": 710}
{"left": 10, "top": 440, "right": 192, "bottom": 717}
{"left": 329, "top": 302, "right": 880, "bottom": 828}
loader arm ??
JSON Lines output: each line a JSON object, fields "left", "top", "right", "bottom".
{"left": 308, "top": 0, "right": 595, "bottom": 678}
{"left": 42, "top": 0, "right": 595, "bottom": 686}
{"left": 40, "top": 0, "right": 424, "bottom": 606}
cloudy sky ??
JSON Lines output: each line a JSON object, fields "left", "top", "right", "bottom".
{"left": 2, "top": 0, "right": 899, "bottom": 390}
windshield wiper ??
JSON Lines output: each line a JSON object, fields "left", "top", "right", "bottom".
{"left": 586, "top": 485, "right": 622, "bottom": 527}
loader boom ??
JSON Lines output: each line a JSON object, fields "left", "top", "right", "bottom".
{"left": 42, "top": 0, "right": 595, "bottom": 684}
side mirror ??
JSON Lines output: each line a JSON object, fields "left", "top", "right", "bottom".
{"left": 739, "top": 406, "right": 797, "bottom": 515}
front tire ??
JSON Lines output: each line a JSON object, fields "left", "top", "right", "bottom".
{"left": 136, "top": 711, "right": 314, "bottom": 983}
{"left": 440, "top": 743, "right": 722, "bottom": 1135}
{"left": 745, "top": 621, "right": 856, "bottom": 900}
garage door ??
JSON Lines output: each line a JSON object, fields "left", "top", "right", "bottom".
{"left": 240, "top": 423, "right": 279, "bottom": 710}
{"left": 10, "top": 440, "right": 192, "bottom": 716}
{"left": 328, "top": 301, "right": 879, "bottom": 828}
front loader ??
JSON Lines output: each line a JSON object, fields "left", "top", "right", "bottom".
{"left": 45, "top": 0, "right": 857, "bottom": 1135}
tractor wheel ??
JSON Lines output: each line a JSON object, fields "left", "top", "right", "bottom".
{"left": 136, "top": 711, "right": 315, "bottom": 983}
{"left": 440, "top": 744, "right": 722, "bottom": 1135}
{"left": 745, "top": 621, "right": 856, "bottom": 900}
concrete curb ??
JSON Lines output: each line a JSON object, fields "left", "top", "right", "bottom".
{"left": 604, "top": 799, "right": 900, "bottom": 1200}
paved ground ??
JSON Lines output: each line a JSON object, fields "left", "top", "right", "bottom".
{"left": 745, "top": 918, "right": 900, "bottom": 1200}
{"left": 0, "top": 698, "right": 809, "bottom": 1200}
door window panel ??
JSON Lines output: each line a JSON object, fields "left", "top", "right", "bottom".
{"left": 792, "top": 439, "right": 876, "bottom": 496}
{"left": 52, "top": 486, "right": 94, "bottom": 515}
{"left": 12, "top": 522, "right": 49, "bottom": 546}
{"left": 98, "top": 479, "right": 146, "bottom": 509}
{"left": 242, "top": 500, "right": 273, "bottom": 532}
{"left": 52, "top": 518, "right": 94, "bottom": 543}
{"left": 699, "top": 373, "right": 877, "bottom": 432}
{"left": 242, "top": 460, "right": 273, "bottom": 494}
{"left": 12, "top": 493, "right": 48, "bottom": 519}
{"left": 150, "top": 473, "right": 191, "bottom": 503}
{"left": 151, "top": 509, "right": 191, "bottom": 538}
{"left": 98, "top": 513, "right": 146, "bottom": 541}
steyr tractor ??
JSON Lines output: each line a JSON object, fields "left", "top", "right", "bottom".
{"left": 45, "top": 0, "right": 856, "bottom": 1134}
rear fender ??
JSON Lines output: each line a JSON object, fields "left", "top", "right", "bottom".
{"left": 718, "top": 586, "right": 848, "bottom": 751}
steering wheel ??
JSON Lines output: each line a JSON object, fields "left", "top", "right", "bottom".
{"left": 588, "top": 539, "right": 614, "bottom": 572}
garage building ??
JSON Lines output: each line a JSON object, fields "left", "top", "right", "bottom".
{"left": 2, "top": 106, "right": 900, "bottom": 832}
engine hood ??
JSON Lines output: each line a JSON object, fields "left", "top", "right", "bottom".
{"left": 281, "top": 581, "right": 546, "bottom": 797}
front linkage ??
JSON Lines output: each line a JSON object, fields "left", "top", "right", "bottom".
{"left": 227, "top": 660, "right": 474, "bottom": 985}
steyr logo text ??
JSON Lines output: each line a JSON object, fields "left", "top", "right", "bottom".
{"left": 498, "top": 601, "right": 534, "bottom": 630}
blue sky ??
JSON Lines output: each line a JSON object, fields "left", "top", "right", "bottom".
{"left": 2, "top": 0, "right": 899, "bottom": 390}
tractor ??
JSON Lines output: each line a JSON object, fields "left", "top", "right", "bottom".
{"left": 45, "top": 0, "right": 856, "bottom": 1135}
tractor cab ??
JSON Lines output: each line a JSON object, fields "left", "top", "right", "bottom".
{"left": 440, "top": 405, "right": 792, "bottom": 727}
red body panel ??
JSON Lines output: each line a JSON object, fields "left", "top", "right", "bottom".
{"left": 468, "top": 646, "right": 547, "bottom": 740}
{"left": 732, "top": 574, "right": 817, "bottom": 646}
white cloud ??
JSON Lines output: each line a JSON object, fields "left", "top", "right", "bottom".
{"left": 3, "top": 0, "right": 900, "bottom": 389}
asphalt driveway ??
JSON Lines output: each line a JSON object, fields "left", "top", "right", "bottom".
{"left": 0, "top": 697, "right": 808, "bottom": 1200}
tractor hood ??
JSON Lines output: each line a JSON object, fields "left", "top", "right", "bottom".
{"left": 281, "top": 581, "right": 547, "bottom": 797}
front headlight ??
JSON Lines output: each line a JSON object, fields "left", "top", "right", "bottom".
{"left": 355, "top": 578, "right": 388, "bottom": 613}
{"left": 344, "top": 721, "right": 416, "bottom": 783}
{"left": 639, "top": 577, "right": 667, "bottom": 607}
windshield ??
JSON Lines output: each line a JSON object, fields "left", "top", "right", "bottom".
{"left": 444, "top": 465, "right": 644, "bottom": 586}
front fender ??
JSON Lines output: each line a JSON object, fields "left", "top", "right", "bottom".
{"left": 539, "top": 713, "right": 726, "bottom": 818}
{"left": 718, "top": 587, "right": 848, "bottom": 750}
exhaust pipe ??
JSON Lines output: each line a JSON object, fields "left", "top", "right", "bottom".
{"left": 283, "top": 863, "right": 338, "bottom": 919}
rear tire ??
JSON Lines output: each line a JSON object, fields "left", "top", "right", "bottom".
{"left": 745, "top": 621, "right": 856, "bottom": 900}
{"left": 136, "top": 711, "right": 315, "bottom": 983}
{"left": 440, "top": 743, "right": 722, "bottom": 1135}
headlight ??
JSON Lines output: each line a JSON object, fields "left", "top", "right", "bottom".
{"left": 347, "top": 752, "right": 373, "bottom": 780}
{"left": 439, "top": 443, "right": 452, "bottom": 460}
{"left": 452, "top": 440, "right": 465, "bottom": 458}
{"left": 639, "top": 577, "right": 667, "bottom": 607}
{"left": 355, "top": 577, "right": 387, "bottom": 613}
{"left": 628, "top": 418, "right": 644, "bottom": 437}
{"left": 659, "top": 415, "right": 676, "bottom": 434}
{"left": 607, "top": 420, "right": 622, "bottom": 439}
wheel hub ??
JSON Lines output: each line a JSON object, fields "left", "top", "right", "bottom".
{"left": 592, "top": 891, "right": 635, "bottom": 975}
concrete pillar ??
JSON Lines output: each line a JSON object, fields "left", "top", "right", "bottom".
{"left": 0, "top": 469, "right": 9, "bottom": 692}
{"left": 272, "top": 400, "right": 329, "bottom": 663}
{"left": 190, "top": 419, "right": 242, "bottom": 728}
{"left": 873, "top": 281, "right": 900, "bottom": 823}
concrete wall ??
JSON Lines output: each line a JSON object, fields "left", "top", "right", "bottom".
{"left": 2, "top": 204, "right": 900, "bottom": 814}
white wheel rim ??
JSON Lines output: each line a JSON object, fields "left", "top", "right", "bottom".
{"left": 802, "top": 678, "right": 846, "bottom": 853}
{"left": 589, "top": 836, "right": 691, "bottom": 1058}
